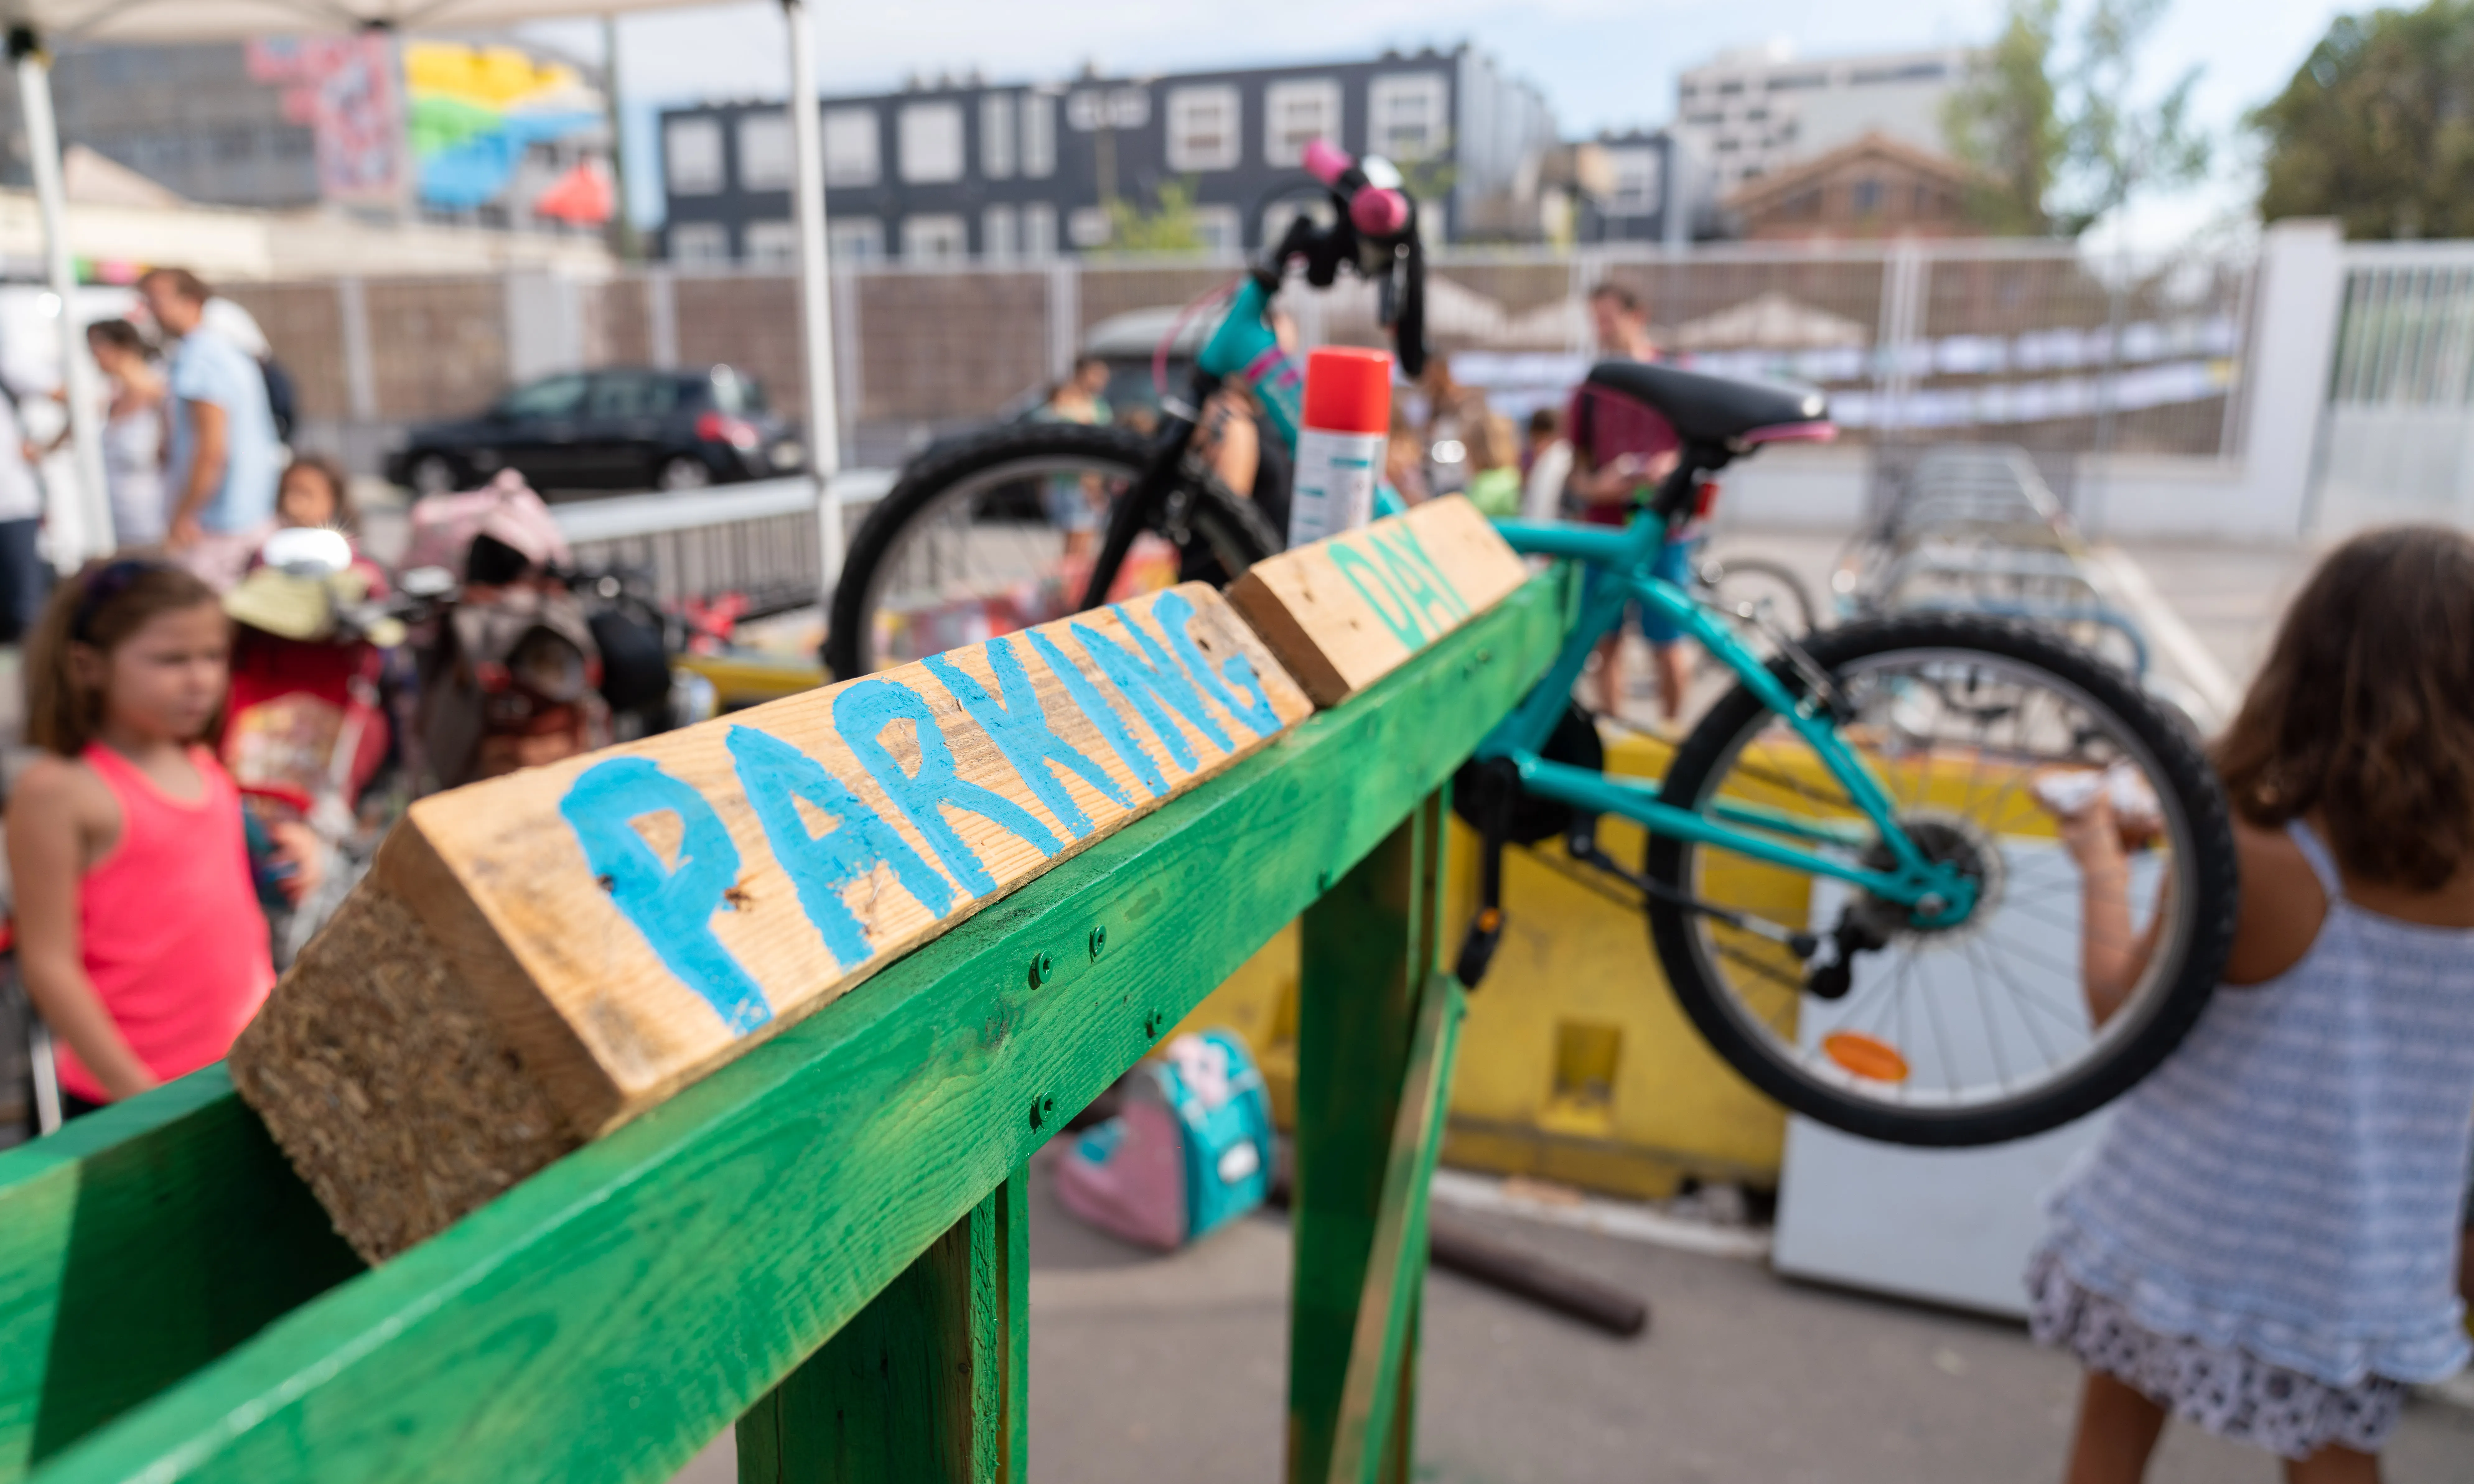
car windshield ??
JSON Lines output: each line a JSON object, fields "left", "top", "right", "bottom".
{"left": 495, "top": 373, "right": 588, "bottom": 421}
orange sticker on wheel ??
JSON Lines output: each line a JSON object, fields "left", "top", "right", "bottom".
{"left": 1823, "top": 1030, "right": 1910, "bottom": 1083}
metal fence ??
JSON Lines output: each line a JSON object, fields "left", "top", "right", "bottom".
{"left": 235, "top": 239, "right": 2257, "bottom": 492}
{"left": 2312, "top": 242, "right": 2474, "bottom": 533}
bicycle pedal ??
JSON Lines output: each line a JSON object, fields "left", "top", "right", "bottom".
{"left": 1454, "top": 908, "right": 1505, "bottom": 990}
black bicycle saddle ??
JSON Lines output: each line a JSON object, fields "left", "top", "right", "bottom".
{"left": 1585, "top": 361, "right": 1827, "bottom": 446}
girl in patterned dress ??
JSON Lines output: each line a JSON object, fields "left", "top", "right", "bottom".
{"left": 2033, "top": 526, "right": 2474, "bottom": 1481}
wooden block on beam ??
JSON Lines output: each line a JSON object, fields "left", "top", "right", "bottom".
{"left": 230, "top": 584, "right": 1312, "bottom": 1263}
{"left": 1225, "top": 496, "right": 1530, "bottom": 708}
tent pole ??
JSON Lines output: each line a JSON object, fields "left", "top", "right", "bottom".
{"left": 779, "top": 0, "right": 843, "bottom": 601}
{"left": 9, "top": 28, "right": 111, "bottom": 566}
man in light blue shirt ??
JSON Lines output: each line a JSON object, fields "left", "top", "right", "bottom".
{"left": 138, "top": 267, "right": 278, "bottom": 550}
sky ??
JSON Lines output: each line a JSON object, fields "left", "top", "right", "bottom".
{"left": 524, "top": 0, "right": 2355, "bottom": 244}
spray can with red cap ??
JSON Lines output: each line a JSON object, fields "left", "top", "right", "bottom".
{"left": 1288, "top": 346, "right": 1392, "bottom": 547}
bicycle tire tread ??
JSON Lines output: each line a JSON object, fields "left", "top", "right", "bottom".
{"left": 1645, "top": 612, "right": 2239, "bottom": 1147}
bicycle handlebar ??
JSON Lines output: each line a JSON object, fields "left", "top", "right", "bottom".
{"left": 1301, "top": 139, "right": 1412, "bottom": 239}
{"left": 1255, "top": 139, "right": 1427, "bottom": 377}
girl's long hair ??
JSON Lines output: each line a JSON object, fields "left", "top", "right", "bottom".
{"left": 2214, "top": 525, "right": 2474, "bottom": 890}
{"left": 24, "top": 558, "right": 219, "bottom": 757}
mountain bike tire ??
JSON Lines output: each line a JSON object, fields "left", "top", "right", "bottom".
{"left": 1645, "top": 612, "right": 2239, "bottom": 1147}
{"left": 825, "top": 421, "right": 1280, "bottom": 681}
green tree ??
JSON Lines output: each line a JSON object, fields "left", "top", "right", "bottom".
{"left": 2253, "top": 1, "right": 2474, "bottom": 240}
{"left": 1943, "top": 0, "right": 2212, "bottom": 236}
{"left": 1104, "top": 178, "right": 1206, "bottom": 255}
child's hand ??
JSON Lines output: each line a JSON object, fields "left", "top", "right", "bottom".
{"left": 2052, "top": 793, "right": 2129, "bottom": 873}
{"left": 2034, "top": 765, "right": 2161, "bottom": 871}
{"left": 267, "top": 821, "right": 324, "bottom": 906}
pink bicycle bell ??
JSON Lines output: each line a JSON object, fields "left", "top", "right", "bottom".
{"left": 1288, "top": 346, "right": 1393, "bottom": 546}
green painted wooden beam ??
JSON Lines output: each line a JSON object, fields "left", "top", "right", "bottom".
{"left": 0, "top": 1073, "right": 362, "bottom": 1483}
{"left": 12, "top": 576, "right": 1563, "bottom": 1484}
{"left": 1287, "top": 795, "right": 1451, "bottom": 1484}
{"left": 737, "top": 1166, "right": 1027, "bottom": 1482}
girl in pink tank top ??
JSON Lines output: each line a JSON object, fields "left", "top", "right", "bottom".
{"left": 8, "top": 559, "right": 284, "bottom": 1110}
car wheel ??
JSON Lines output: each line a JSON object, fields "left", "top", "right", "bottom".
{"left": 410, "top": 454, "right": 459, "bottom": 498}
{"left": 656, "top": 456, "right": 713, "bottom": 492}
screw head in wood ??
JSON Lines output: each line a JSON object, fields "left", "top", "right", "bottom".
{"left": 1029, "top": 951, "right": 1054, "bottom": 989}
{"left": 1089, "top": 925, "right": 1107, "bottom": 959}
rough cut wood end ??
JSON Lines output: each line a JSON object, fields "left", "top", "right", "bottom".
{"left": 229, "top": 879, "right": 584, "bottom": 1264}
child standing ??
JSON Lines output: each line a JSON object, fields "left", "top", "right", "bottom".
{"left": 2035, "top": 526, "right": 2474, "bottom": 1482}
{"left": 7, "top": 560, "right": 277, "bottom": 1114}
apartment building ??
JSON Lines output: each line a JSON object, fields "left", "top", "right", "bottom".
{"left": 657, "top": 44, "right": 1558, "bottom": 266}
{"left": 1672, "top": 43, "right": 1975, "bottom": 197}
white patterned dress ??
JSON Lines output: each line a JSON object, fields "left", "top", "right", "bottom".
{"left": 2029, "top": 821, "right": 2474, "bottom": 1458}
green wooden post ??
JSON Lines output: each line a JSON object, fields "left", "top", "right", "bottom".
{"left": 738, "top": 1165, "right": 1027, "bottom": 1483}
{"left": 1288, "top": 791, "right": 1462, "bottom": 1484}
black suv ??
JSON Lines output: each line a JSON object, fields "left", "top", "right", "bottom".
{"left": 386, "top": 366, "right": 804, "bottom": 497}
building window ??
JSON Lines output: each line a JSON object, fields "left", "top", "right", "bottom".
{"left": 1068, "top": 87, "right": 1150, "bottom": 131}
{"left": 983, "top": 204, "right": 1018, "bottom": 261}
{"left": 737, "top": 111, "right": 792, "bottom": 191}
{"left": 903, "top": 213, "right": 969, "bottom": 262}
{"left": 744, "top": 219, "right": 799, "bottom": 270}
{"left": 1022, "top": 202, "right": 1057, "bottom": 258}
{"left": 1021, "top": 92, "right": 1057, "bottom": 178}
{"left": 1851, "top": 177, "right": 1884, "bottom": 217}
{"left": 1193, "top": 204, "right": 1241, "bottom": 257}
{"left": 1264, "top": 77, "right": 1341, "bottom": 167}
{"left": 899, "top": 102, "right": 965, "bottom": 184}
{"left": 1166, "top": 85, "right": 1241, "bottom": 171}
{"left": 1607, "top": 148, "right": 1662, "bottom": 216}
{"left": 981, "top": 94, "right": 1016, "bottom": 179}
{"left": 824, "top": 107, "right": 880, "bottom": 187}
{"left": 828, "top": 218, "right": 885, "bottom": 263}
{"left": 665, "top": 116, "right": 723, "bottom": 196}
{"left": 668, "top": 220, "right": 729, "bottom": 264}
{"left": 1368, "top": 73, "right": 1447, "bottom": 160}
{"left": 1066, "top": 206, "right": 1110, "bottom": 249}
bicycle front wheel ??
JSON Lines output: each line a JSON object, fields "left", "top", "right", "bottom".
{"left": 826, "top": 421, "right": 1279, "bottom": 678}
{"left": 1646, "top": 613, "right": 2237, "bottom": 1146}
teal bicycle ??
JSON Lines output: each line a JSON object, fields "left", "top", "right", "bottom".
{"left": 828, "top": 145, "right": 2239, "bottom": 1148}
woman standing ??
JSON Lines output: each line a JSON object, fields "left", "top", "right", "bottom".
{"left": 55, "top": 320, "right": 169, "bottom": 550}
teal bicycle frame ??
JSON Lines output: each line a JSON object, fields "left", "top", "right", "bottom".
{"left": 1203, "top": 275, "right": 1972, "bottom": 922}
{"left": 1476, "top": 513, "right": 1975, "bottom": 922}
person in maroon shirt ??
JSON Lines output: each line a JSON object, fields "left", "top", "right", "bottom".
{"left": 1566, "top": 282, "right": 1689, "bottom": 720}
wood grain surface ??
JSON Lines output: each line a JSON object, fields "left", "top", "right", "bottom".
{"left": 1225, "top": 496, "right": 1531, "bottom": 708}
{"left": 231, "top": 582, "right": 1311, "bottom": 1259}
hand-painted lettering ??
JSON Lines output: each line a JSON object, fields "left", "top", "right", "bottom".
{"left": 726, "top": 726, "right": 954, "bottom": 968}
{"left": 1029, "top": 630, "right": 1169, "bottom": 799}
{"left": 1071, "top": 607, "right": 1238, "bottom": 768}
{"left": 925, "top": 638, "right": 1130, "bottom": 838}
{"left": 559, "top": 756, "right": 771, "bottom": 1035}
{"left": 1330, "top": 542, "right": 1427, "bottom": 649}
{"left": 1375, "top": 521, "right": 1472, "bottom": 621}
{"left": 835, "top": 678, "right": 1063, "bottom": 895}
{"left": 1369, "top": 526, "right": 1464, "bottom": 635}
{"left": 1150, "top": 588, "right": 1281, "bottom": 737}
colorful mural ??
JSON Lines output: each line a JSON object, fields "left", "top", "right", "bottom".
{"left": 403, "top": 42, "right": 609, "bottom": 219}
{"left": 246, "top": 35, "right": 404, "bottom": 209}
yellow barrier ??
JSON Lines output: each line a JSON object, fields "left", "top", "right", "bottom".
{"left": 1183, "top": 731, "right": 1790, "bottom": 1199}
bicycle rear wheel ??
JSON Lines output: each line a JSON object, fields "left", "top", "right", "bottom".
{"left": 1645, "top": 613, "right": 2237, "bottom": 1146}
{"left": 826, "top": 421, "right": 1279, "bottom": 678}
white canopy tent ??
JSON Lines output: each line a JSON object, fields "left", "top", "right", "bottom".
{"left": 0, "top": 0, "right": 842, "bottom": 579}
